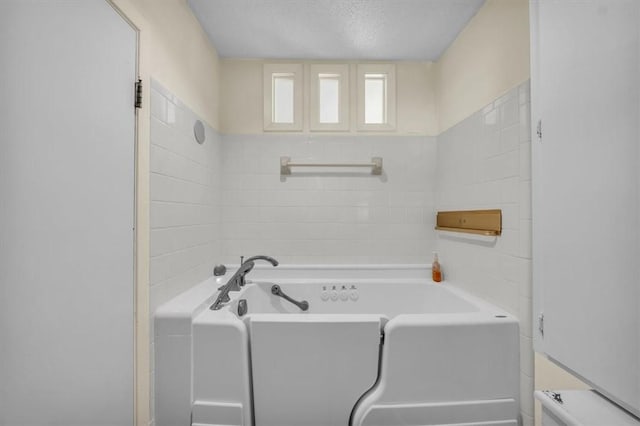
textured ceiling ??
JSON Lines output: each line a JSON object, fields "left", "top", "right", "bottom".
{"left": 187, "top": 0, "right": 486, "bottom": 60}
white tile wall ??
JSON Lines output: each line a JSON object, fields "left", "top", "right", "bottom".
{"left": 150, "top": 81, "right": 222, "bottom": 423}
{"left": 435, "top": 81, "right": 533, "bottom": 425}
{"left": 150, "top": 80, "right": 222, "bottom": 313}
{"left": 220, "top": 134, "right": 438, "bottom": 264}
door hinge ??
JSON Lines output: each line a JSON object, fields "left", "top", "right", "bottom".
{"left": 536, "top": 119, "right": 542, "bottom": 140}
{"left": 135, "top": 78, "right": 142, "bottom": 109}
{"left": 538, "top": 312, "right": 544, "bottom": 337}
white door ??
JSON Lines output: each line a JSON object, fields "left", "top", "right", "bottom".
{"left": 531, "top": 0, "right": 640, "bottom": 417}
{"left": 0, "top": 1, "right": 136, "bottom": 424}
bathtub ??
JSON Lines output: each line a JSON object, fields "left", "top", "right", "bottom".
{"left": 154, "top": 265, "right": 519, "bottom": 426}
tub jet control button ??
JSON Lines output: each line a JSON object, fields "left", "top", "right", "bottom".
{"left": 339, "top": 287, "right": 349, "bottom": 301}
{"left": 321, "top": 286, "right": 330, "bottom": 301}
{"left": 349, "top": 285, "right": 359, "bottom": 301}
{"left": 330, "top": 285, "right": 339, "bottom": 301}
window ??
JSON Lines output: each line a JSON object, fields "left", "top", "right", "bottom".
{"left": 357, "top": 64, "right": 396, "bottom": 131}
{"left": 273, "top": 74, "right": 295, "bottom": 123}
{"left": 310, "top": 64, "right": 349, "bottom": 131}
{"left": 364, "top": 74, "right": 386, "bottom": 124}
{"left": 319, "top": 75, "right": 339, "bottom": 123}
{"left": 263, "top": 64, "right": 303, "bottom": 131}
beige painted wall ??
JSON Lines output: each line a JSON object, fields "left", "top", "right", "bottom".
{"left": 434, "top": 0, "right": 530, "bottom": 133}
{"left": 221, "top": 59, "right": 438, "bottom": 135}
{"left": 113, "top": 0, "right": 220, "bottom": 129}
{"left": 108, "top": 1, "right": 221, "bottom": 425}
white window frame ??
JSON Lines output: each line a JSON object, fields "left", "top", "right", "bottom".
{"left": 357, "top": 64, "right": 397, "bottom": 131}
{"left": 263, "top": 63, "right": 303, "bottom": 131}
{"left": 309, "top": 64, "right": 349, "bottom": 131}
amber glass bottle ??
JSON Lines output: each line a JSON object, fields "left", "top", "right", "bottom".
{"left": 432, "top": 252, "right": 442, "bottom": 282}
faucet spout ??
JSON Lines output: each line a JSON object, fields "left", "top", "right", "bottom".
{"left": 243, "top": 255, "right": 279, "bottom": 267}
{"left": 238, "top": 255, "right": 279, "bottom": 287}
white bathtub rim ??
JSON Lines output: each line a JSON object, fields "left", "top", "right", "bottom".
{"left": 191, "top": 281, "right": 518, "bottom": 334}
{"left": 153, "top": 265, "right": 519, "bottom": 336}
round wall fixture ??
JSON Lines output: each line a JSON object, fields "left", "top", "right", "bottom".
{"left": 193, "top": 120, "right": 206, "bottom": 144}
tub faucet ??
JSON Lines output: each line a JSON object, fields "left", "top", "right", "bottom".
{"left": 210, "top": 260, "right": 255, "bottom": 310}
{"left": 210, "top": 255, "right": 279, "bottom": 310}
{"left": 238, "top": 255, "right": 279, "bottom": 287}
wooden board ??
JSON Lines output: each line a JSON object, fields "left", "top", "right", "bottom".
{"left": 436, "top": 209, "right": 502, "bottom": 236}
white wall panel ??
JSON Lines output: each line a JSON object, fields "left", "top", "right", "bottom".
{"left": 531, "top": 0, "right": 640, "bottom": 416}
{"left": 0, "top": 1, "right": 136, "bottom": 424}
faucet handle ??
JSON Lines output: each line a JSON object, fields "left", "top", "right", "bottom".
{"left": 220, "top": 293, "right": 230, "bottom": 303}
{"left": 240, "top": 255, "right": 244, "bottom": 265}
{"left": 213, "top": 264, "right": 227, "bottom": 276}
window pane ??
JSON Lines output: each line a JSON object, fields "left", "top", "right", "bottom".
{"left": 319, "top": 74, "right": 340, "bottom": 124}
{"left": 273, "top": 74, "right": 294, "bottom": 123}
{"left": 364, "top": 74, "right": 386, "bottom": 124}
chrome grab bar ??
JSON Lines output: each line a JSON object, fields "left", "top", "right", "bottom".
{"left": 280, "top": 156, "right": 383, "bottom": 175}
{"left": 271, "top": 285, "right": 309, "bottom": 311}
